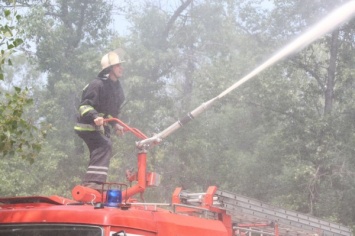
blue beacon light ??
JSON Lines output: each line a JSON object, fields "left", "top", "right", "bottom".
{"left": 106, "top": 189, "right": 122, "bottom": 207}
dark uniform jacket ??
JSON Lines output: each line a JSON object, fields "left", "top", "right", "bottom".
{"left": 77, "top": 76, "right": 125, "bottom": 128}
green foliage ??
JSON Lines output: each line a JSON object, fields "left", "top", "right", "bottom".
{"left": 119, "top": 0, "right": 355, "bottom": 228}
{"left": 9, "top": 0, "right": 117, "bottom": 195}
{"left": 0, "top": 7, "right": 47, "bottom": 163}
{"left": 0, "top": 8, "right": 23, "bottom": 80}
{"left": 1, "top": 0, "right": 355, "bottom": 230}
{"left": 0, "top": 88, "right": 45, "bottom": 162}
{"left": 233, "top": 0, "right": 355, "bottom": 226}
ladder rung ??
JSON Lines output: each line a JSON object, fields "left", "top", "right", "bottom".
{"left": 215, "top": 190, "right": 352, "bottom": 236}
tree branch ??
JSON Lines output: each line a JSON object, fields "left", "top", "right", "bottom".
{"left": 292, "top": 58, "right": 325, "bottom": 92}
{"left": 162, "top": 0, "right": 193, "bottom": 40}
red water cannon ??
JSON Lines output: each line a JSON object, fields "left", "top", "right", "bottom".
{"left": 72, "top": 118, "right": 161, "bottom": 204}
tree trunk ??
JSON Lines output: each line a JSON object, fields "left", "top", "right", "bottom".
{"left": 324, "top": 29, "right": 339, "bottom": 115}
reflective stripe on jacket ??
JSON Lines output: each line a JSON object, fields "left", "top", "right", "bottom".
{"left": 79, "top": 105, "right": 95, "bottom": 117}
{"left": 74, "top": 123, "right": 104, "bottom": 133}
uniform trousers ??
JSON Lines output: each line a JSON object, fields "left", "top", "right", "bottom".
{"left": 76, "top": 130, "right": 112, "bottom": 184}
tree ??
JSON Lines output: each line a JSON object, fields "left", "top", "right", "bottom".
{"left": 233, "top": 0, "right": 355, "bottom": 225}
{"left": 118, "top": 0, "right": 261, "bottom": 200}
{"left": 0, "top": 0, "right": 117, "bottom": 196}
{"left": 0, "top": 5, "right": 47, "bottom": 163}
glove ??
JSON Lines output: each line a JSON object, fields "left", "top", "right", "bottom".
{"left": 94, "top": 117, "right": 104, "bottom": 126}
{"left": 114, "top": 123, "right": 124, "bottom": 136}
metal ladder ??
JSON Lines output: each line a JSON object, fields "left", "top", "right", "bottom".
{"left": 214, "top": 189, "right": 352, "bottom": 236}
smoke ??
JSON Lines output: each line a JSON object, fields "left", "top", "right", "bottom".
{"left": 138, "top": 0, "right": 355, "bottom": 146}
{"left": 217, "top": 0, "right": 355, "bottom": 99}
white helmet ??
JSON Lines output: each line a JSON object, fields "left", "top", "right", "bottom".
{"left": 98, "top": 50, "right": 125, "bottom": 77}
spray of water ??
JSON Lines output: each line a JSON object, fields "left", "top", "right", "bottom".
{"left": 137, "top": 0, "right": 355, "bottom": 148}
{"left": 217, "top": 0, "right": 355, "bottom": 99}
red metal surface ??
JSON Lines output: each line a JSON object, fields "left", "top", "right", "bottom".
{"left": 0, "top": 197, "right": 229, "bottom": 236}
{"left": 275, "top": 223, "right": 279, "bottom": 236}
{"left": 72, "top": 151, "right": 148, "bottom": 203}
{"left": 71, "top": 185, "right": 104, "bottom": 202}
{"left": 172, "top": 187, "right": 182, "bottom": 204}
{"left": 122, "top": 152, "right": 147, "bottom": 200}
{"left": 104, "top": 118, "right": 147, "bottom": 140}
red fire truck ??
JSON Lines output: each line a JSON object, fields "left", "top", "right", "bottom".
{"left": 0, "top": 118, "right": 352, "bottom": 236}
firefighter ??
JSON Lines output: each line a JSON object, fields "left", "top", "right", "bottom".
{"left": 74, "top": 50, "right": 125, "bottom": 190}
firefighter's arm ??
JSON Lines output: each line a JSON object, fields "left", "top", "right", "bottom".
{"left": 79, "top": 81, "right": 101, "bottom": 123}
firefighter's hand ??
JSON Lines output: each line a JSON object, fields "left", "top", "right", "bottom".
{"left": 94, "top": 117, "right": 104, "bottom": 126}
{"left": 114, "top": 123, "right": 124, "bottom": 136}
